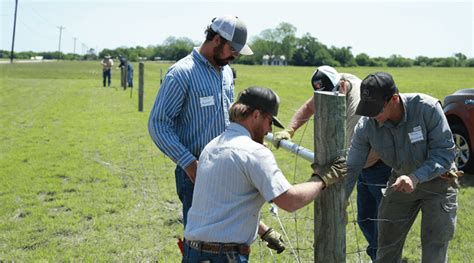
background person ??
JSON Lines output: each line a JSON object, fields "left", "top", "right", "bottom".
{"left": 271, "top": 65, "right": 391, "bottom": 260}
{"left": 118, "top": 55, "right": 134, "bottom": 87}
{"left": 100, "top": 55, "right": 113, "bottom": 87}
{"left": 347, "top": 72, "right": 457, "bottom": 262}
{"left": 183, "top": 86, "right": 347, "bottom": 262}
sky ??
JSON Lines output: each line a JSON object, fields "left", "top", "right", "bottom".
{"left": 1, "top": 0, "right": 473, "bottom": 59}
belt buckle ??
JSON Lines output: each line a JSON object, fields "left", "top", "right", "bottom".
{"left": 189, "top": 240, "right": 202, "bottom": 250}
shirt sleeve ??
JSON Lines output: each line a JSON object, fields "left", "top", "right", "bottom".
{"left": 346, "top": 119, "right": 371, "bottom": 195}
{"left": 246, "top": 147, "right": 292, "bottom": 202}
{"left": 148, "top": 72, "right": 196, "bottom": 169}
{"left": 413, "top": 101, "right": 456, "bottom": 182}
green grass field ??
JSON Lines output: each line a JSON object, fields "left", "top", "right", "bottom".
{"left": 1, "top": 61, "right": 473, "bottom": 262}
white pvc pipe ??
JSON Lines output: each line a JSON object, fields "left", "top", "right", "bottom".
{"left": 265, "top": 133, "right": 314, "bottom": 163}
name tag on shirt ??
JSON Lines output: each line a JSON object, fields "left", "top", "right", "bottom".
{"left": 200, "top": 96, "right": 215, "bottom": 107}
{"left": 408, "top": 126, "right": 424, "bottom": 143}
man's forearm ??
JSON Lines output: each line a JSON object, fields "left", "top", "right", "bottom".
{"left": 288, "top": 98, "right": 315, "bottom": 131}
{"left": 273, "top": 179, "right": 325, "bottom": 213}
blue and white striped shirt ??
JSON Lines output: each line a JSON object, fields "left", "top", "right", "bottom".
{"left": 148, "top": 48, "right": 234, "bottom": 169}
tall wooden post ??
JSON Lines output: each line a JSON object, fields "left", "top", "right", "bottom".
{"left": 121, "top": 66, "right": 125, "bottom": 88}
{"left": 313, "top": 90, "right": 346, "bottom": 262}
{"left": 138, "top": 62, "right": 144, "bottom": 112}
{"left": 160, "top": 68, "right": 163, "bottom": 86}
{"left": 122, "top": 61, "right": 128, "bottom": 90}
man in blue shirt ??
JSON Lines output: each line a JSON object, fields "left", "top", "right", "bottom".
{"left": 347, "top": 72, "right": 458, "bottom": 262}
{"left": 149, "top": 15, "right": 252, "bottom": 226}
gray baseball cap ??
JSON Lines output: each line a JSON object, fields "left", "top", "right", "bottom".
{"left": 210, "top": 15, "right": 253, "bottom": 56}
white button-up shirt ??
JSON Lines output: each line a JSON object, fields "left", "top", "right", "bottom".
{"left": 185, "top": 123, "right": 291, "bottom": 245}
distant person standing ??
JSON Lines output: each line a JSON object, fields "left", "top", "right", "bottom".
{"left": 101, "top": 55, "right": 113, "bottom": 87}
{"left": 118, "top": 55, "right": 134, "bottom": 87}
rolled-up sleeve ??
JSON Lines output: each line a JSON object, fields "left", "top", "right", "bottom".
{"left": 148, "top": 73, "right": 196, "bottom": 169}
{"left": 413, "top": 102, "right": 456, "bottom": 182}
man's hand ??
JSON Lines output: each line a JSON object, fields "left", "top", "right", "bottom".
{"left": 271, "top": 128, "right": 295, "bottom": 148}
{"left": 184, "top": 161, "right": 198, "bottom": 184}
{"left": 261, "top": 228, "right": 285, "bottom": 254}
{"left": 311, "top": 156, "right": 347, "bottom": 187}
{"left": 392, "top": 174, "right": 418, "bottom": 193}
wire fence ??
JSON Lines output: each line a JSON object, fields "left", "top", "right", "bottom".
{"left": 82, "top": 74, "right": 473, "bottom": 262}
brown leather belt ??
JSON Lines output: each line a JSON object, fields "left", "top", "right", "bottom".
{"left": 185, "top": 239, "right": 251, "bottom": 255}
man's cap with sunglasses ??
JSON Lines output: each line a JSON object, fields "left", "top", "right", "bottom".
{"left": 356, "top": 72, "right": 398, "bottom": 117}
{"left": 210, "top": 15, "right": 253, "bottom": 56}
{"left": 236, "top": 86, "right": 284, "bottom": 129}
{"left": 310, "top": 65, "right": 341, "bottom": 91}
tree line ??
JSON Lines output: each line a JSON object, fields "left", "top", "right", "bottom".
{"left": 2, "top": 22, "right": 473, "bottom": 67}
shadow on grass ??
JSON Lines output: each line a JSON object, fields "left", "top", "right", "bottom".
{"left": 459, "top": 173, "right": 474, "bottom": 187}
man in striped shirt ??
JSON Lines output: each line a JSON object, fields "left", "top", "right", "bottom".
{"left": 149, "top": 15, "right": 252, "bottom": 225}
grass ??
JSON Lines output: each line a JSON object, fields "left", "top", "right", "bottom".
{"left": 0, "top": 61, "right": 473, "bottom": 261}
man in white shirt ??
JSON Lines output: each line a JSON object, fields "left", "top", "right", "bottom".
{"left": 183, "top": 86, "right": 347, "bottom": 262}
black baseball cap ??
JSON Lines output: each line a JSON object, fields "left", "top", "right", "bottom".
{"left": 356, "top": 72, "right": 398, "bottom": 117}
{"left": 237, "top": 86, "right": 284, "bottom": 128}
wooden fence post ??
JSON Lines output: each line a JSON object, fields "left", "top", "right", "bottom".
{"left": 122, "top": 61, "right": 128, "bottom": 90}
{"left": 138, "top": 62, "right": 144, "bottom": 112}
{"left": 120, "top": 66, "right": 125, "bottom": 88}
{"left": 160, "top": 68, "right": 163, "bottom": 86}
{"left": 313, "top": 90, "right": 346, "bottom": 262}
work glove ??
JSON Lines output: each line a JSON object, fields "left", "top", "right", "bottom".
{"left": 271, "top": 128, "right": 295, "bottom": 149}
{"left": 261, "top": 228, "right": 285, "bottom": 254}
{"left": 311, "top": 156, "right": 347, "bottom": 187}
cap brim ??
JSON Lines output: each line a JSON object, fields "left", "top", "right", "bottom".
{"left": 355, "top": 100, "right": 385, "bottom": 117}
{"left": 239, "top": 44, "right": 253, "bottom": 56}
{"left": 272, "top": 116, "right": 284, "bottom": 129}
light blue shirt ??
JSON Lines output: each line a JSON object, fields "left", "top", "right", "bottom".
{"left": 184, "top": 123, "right": 292, "bottom": 245}
{"left": 347, "top": 93, "right": 456, "bottom": 192}
{"left": 148, "top": 48, "right": 234, "bottom": 169}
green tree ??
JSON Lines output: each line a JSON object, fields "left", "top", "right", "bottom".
{"left": 414, "top": 56, "right": 431, "bottom": 67}
{"left": 355, "top": 53, "right": 371, "bottom": 66}
{"left": 387, "top": 55, "right": 413, "bottom": 67}
{"left": 330, "top": 46, "right": 356, "bottom": 66}
{"left": 251, "top": 22, "right": 297, "bottom": 65}
{"left": 454, "top": 52, "right": 467, "bottom": 66}
{"left": 292, "top": 33, "right": 337, "bottom": 66}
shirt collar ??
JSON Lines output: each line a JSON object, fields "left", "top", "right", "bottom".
{"left": 192, "top": 47, "right": 223, "bottom": 71}
{"left": 228, "top": 122, "right": 251, "bottom": 138}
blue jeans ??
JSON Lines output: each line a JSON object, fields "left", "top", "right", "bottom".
{"left": 127, "top": 65, "right": 133, "bottom": 87}
{"left": 175, "top": 166, "right": 194, "bottom": 227}
{"left": 103, "top": 69, "right": 111, "bottom": 87}
{"left": 357, "top": 160, "right": 392, "bottom": 261}
{"left": 182, "top": 243, "right": 249, "bottom": 263}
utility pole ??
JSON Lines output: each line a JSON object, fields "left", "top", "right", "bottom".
{"left": 10, "top": 0, "right": 19, "bottom": 63}
{"left": 73, "top": 37, "right": 77, "bottom": 54}
{"left": 57, "top": 25, "right": 65, "bottom": 54}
